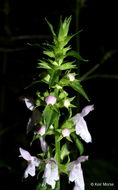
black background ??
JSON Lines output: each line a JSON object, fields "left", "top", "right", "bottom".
{"left": 0, "top": 0, "right": 118, "bottom": 189}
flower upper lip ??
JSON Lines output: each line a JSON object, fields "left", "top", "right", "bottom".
{"left": 70, "top": 105, "right": 94, "bottom": 143}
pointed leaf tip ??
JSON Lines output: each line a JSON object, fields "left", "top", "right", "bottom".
{"left": 45, "top": 18, "right": 56, "bottom": 36}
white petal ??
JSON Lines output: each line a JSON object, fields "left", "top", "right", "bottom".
{"left": 24, "top": 98, "right": 34, "bottom": 111}
{"left": 75, "top": 175, "right": 85, "bottom": 190}
{"left": 81, "top": 105, "right": 94, "bottom": 117}
{"left": 51, "top": 163, "right": 59, "bottom": 181}
{"left": 71, "top": 113, "right": 80, "bottom": 124}
{"left": 32, "top": 156, "right": 41, "bottom": 167}
{"left": 24, "top": 162, "right": 35, "bottom": 178}
{"left": 70, "top": 163, "right": 85, "bottom": 190}
{"left": 75, "top": 164, "right": 85, "bottom": 190}
{"left": 19, "top": 147, "right": 32, "bottom": 161}
{"left": 73, "top": 184, "right": 79, "bottom": 190}
{"left": 76, "top": 116, "right": 92, "bottom": 143}
{"left": 43, "top": 160, "right": 59, "bottom": 189}
{"left": 69, "top": 163, "right": 81, "bottom": 182}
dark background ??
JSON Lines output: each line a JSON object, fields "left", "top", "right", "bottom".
{"left": 0, "top": 0, "right": 118, "bottom": 189}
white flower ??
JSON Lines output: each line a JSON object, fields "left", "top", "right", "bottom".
{"left": 69, "top": 156, "right": 88, "bottom": 190}
{"left": 68, "top": 73, "right": 75, "bottom": 81}
{"left": 19, "top": 147, "right": 41, "bottom": 178}
{"left": 45, "top": 95, "right": 56, "bottom": 105}
{"left": 43, "top": 158, "right": 59, "bottom": 189}
{"left": 71, "top": 105, "right": 94, "bottom": 143}
{"left": 39, "top": 137, "right": 48, "bottom": 153}
{"left": 62, "top": 128, "right": 70, "bottom": 137}
{"left": 64, "top": 99, "right": 70, "bottom": 108}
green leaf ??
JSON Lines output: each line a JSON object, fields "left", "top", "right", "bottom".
{"left": 60, "top": 61, "right": 76, "bottom": 70}
{"left": 60, "top": 163, "right": 68, "bottom": 174}
{"left": 43, "top": 105, "right": 60, "bottom": 130}
{"left": 70, "top": 80, "right": 90, "bottom": 101}
{"left": 58, "top": 16, "right": 72, "bottom": 40}
{"left": 59, "top": 78, "right": 69, "bottom": 86}
{"left": 60, "top": 144, "right": 70, "bottom": 161}
{"left": 66, "top": 50, "right": 88, "bottom": 62}
{"left": 45, "top": 18, "right": 56, "bottom": 36}
{"left": 57, "top": 135, "right": 63, "bottom": 142}
{"left": 37, "top": 61, "right": 52, "bottom": 70}
{"left": 36, "top": 183, "right": 47, "bottom": 190}
{"left": 27, "top": 43, "right": 41, "bottom": 48}
{"left": 30, "top": 134, "right": 40, "bottom": 146}
{"left": 37, "top": 153, "right": 45, "bottom": 159}
{"left": 61, "top": 120, "right": 73, "bottom": 129}
{"left": 71, "top": 133, "right": 84, "bottom": 155}
{"left": 24, "top": 80, "right": 41, "bottom": 89}
{"left": 49, "top": 70, "right": 61, "bottom": 88}
{"left": 43, "top": 50, "right": 55, "bottom": 58}
{"left": 66, "top": 136, "right": 73, "bottom": 142}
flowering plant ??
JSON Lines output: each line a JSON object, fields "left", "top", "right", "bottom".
{"left": 19, "top": 16, "right": 94, "bottom": 190}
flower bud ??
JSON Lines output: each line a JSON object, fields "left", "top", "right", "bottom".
{"left": 68, "top": 73, "right": 75, "bottom": 81}
{"left": 36, "top": 125, "right": 46, "bottom": 136}
{"left": 55, "top": 84, "right": 62, "bottom": 89}
{"left": 62, "top": 128, "right": 70, "bottom": 137}
{"left": 45, "top": 95, "right": 56, "bottom": 105}
{"left": 49, "top": 125, "right": 54, "bottom": 129}
{"left": 64, "top": 99, "right": 70, "bottom": 108}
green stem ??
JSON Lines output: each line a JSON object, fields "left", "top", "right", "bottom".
{"left": 55, "top": 120, "right": 60, "bottom": 190}
{"left": 55, "top": 135, "right": 60, "bottom": 166}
